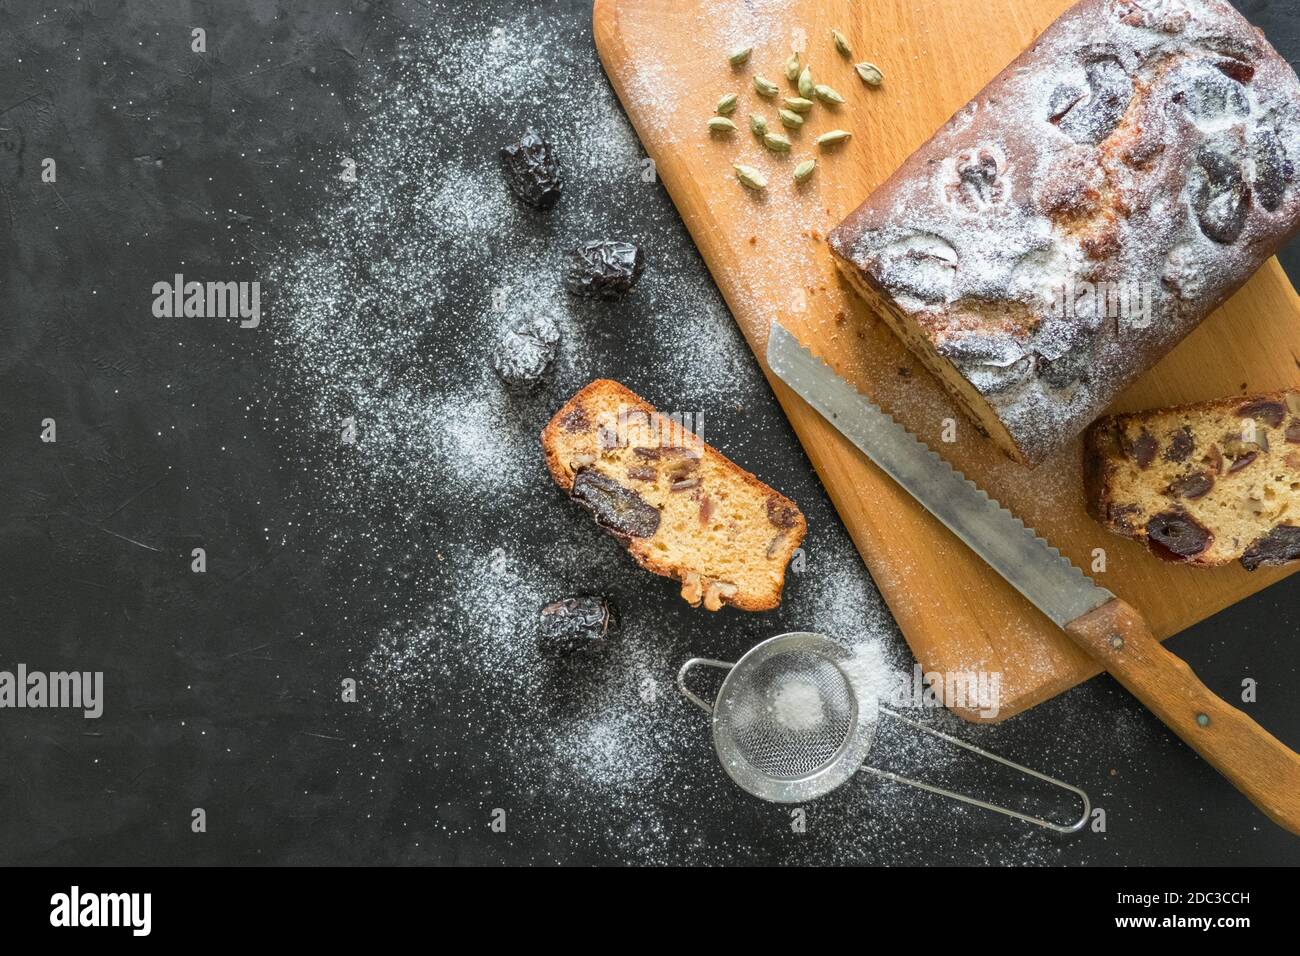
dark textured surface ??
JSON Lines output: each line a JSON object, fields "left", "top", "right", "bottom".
{"left": 1, "top": 0, "right": 1299, "bottom": 865}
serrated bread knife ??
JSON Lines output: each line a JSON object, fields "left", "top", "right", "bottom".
{"left": 767, "top": 321, "right": 1300, "bottom": 835}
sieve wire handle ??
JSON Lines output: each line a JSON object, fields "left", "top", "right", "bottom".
{"left": 677, "top": 658, "right": 735, "bottom": 713}
{"left": 862, "top": 707, "right": 1092, "bottom": 834}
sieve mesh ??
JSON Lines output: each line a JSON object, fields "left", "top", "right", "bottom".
{"left": 688, "top": 632, "right": 1088, "bottom": 826}
{"left": 723, "top": 649, "right": 856, "bottom": 780}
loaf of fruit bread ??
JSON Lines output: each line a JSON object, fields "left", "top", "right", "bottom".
{"left": 1084, "top": 390, "right": 1300, "bottom": 568}
{"left": 541, "top": 379, "right": 806, "bottom": 611}
{"left": 828, "top": 0, "right": 1300, "bottom": 466}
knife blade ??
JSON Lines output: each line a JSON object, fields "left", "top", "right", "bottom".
{"left": 765, "top": 321, "right": 1112, "bottom": 628}
{"left": 766, "top": 321, "right": 1300, "bottom": 834}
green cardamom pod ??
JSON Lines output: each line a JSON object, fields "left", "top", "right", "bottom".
{"left": 716, "top": 93, "right": 738, "bottom": 115}
{"left": 793, "top": 159, "right": 816, "bottom": 183}
{"left": 728, "top": 46, "right": 752, "bottom": 66}
{"left": 832, "top": 29, "right": 851, "bottom": 58}
{"left": 784, "top": 53, "right": 800, "bottom": 82}
{"left": 753, "top": 74, "right": 780, "bottom": 97}
{"left": 855, "top": 62, "right": 884, "bottom": 87}
{"left": 749, "top": 113, "right": 767, "bottom": 137}
{"left": 783, "top": 96, "right": 814, "bottom": 113}
{"left": 813, "top": 83, "right": 845, "bottom": 105}
{"left": 708, "top": 116, "right": 738, "bottom": 133}
{"left": 779, "top": 109, "right": 803, "bottom": 129}
{"left": 797, "top": 66, "right": 814, "bottom": 99}
{"left": 734, "top": 163, "right": 767, "bottom": 190}
{"left": 763, "top": 132, "right": 792, "bottom": 152}
{"left": 815, "top": 129, "right": 851, "bottom": 147}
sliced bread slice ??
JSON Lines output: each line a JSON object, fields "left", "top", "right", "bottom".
{"left": 1084, "top": 390, "right": 1300, "bottom": 569}
{"left": 541, "top": 379, "right": 806, "bottom": 611}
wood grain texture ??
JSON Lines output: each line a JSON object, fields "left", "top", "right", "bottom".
{"left": 1066, "top": 598, "right": 1300, "bottom": 834}
{"left": 593, "top": 0, "right": 1300, "bottom": 721}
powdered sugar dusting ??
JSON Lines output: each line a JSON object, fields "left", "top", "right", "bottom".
{"left": 832, "top": 0, "right": 1300, "bottom": 464}
{"left": 772, "top": 677, "right": 828, "bottom": 731}
{"left": 262, "top": 3, "right": 1134, "bottom": 864}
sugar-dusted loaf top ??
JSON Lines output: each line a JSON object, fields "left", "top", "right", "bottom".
{"left": 829, "top": 0, "right": 1300, "bottom": 464}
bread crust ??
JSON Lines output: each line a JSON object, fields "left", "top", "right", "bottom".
{"left": 1082, "top": 417, "right": 1121, "bottom": 524}
{"left": 541, "top": 379, "right": 807, "bottom": 611}
{"left": 829, "top": 0, "right": 1300, "bottom": 466}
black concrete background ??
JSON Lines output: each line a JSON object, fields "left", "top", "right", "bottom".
{"left": 1, "top": 0, "right": 1299, "bottom": 865}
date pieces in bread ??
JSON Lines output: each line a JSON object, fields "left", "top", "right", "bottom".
{"left": 1085, "top": 390, "right": 1300, "bottom": 569}
{"left": 541, "top": 380, "right": 806, "bottom": 611}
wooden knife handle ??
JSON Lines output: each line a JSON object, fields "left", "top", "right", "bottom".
{"left": 1066, "top": 597, "right": 1300, "bottom": 836}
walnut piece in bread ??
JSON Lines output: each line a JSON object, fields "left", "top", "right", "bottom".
{"left": 829, "top": 0, "right": 1300, "bottom": 466}
{"left": 541, "top": 380, "right": 806, "bottom": 611}
{"left": 1084, "top": 389, "right": 1300, "bottom": 568}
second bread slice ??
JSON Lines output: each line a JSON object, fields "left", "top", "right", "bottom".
{"left": 541, "top": 380, "right": 806, "bottom": 611}
{"left": 1084, "top": 390, "right": 1300, "bottom": 569}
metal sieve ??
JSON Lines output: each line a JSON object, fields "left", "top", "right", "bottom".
{"left": 678, "top": 632, "right": 1090, "bottom": 832}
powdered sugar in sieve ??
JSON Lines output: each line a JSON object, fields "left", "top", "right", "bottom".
{"left": 679, "top": 632, "right": 1090, "bottom": 831}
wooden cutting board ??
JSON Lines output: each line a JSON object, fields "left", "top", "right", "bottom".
{"left": 593, "top": 0, "right": 1300, "bottom": 721}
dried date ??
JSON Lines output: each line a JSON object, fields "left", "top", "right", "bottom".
{"left": 1236, "top": 399, "right": 1285, "bottom": 428}
{"left": 1189, "top": 140, "right": 1250, "bottom": 244}
{"left": 570, "top": 469, "right": 661, "bottom": 539}
{"left": 1165, "top": 471, "right": 1214, "bottom": 500}
{"left": 565, "top": 240, "right": 646, "bottom": 300}
{"left": 1164, "top": 427, "right": 1194, "bottom": 463}
{"left": 500, "top": 127, "right": 563, "bottom": 209}
{"left": 1122, "top": 428, "right": 1159, "bottom": 469}
{"left": 538, "top": 595, "right": 618, "bottom": 657}
{"left": 1051, "top": 57, "right": 1132, "bottom": 145}
{"left": 1241, "top": 526, "right": 1300, "bottom": 571}
{"left": 1177, "top": 66, "right": 1250, "bottom": 125}
{"left": 1251, "top": 125, "right": 1293, "bottom": 213}
{"left": 491, "top": 313, "right": 560, "bottom": 389}
{"left": 1146, "top": 509, "right": 1213, "bottom": 561}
